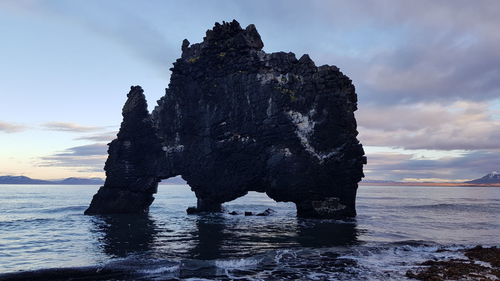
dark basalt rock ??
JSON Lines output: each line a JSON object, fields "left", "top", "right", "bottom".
{"left": 256, "top": 208, "right": 275, "bottom": 216}
{"left": 406, "top": 246, "right": 500, "bottom": 281}
{"left": 85, "top": 20, "right": 366, "bottom": 218}
{"left": 84, "top": 86, "right": 163, "bottom": 215}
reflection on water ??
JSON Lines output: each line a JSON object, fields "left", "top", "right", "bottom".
{"left": 189, "top": 215, "right": 226, "bottom": 259}
{"left": 91, "top": 214, "right": 158, "bottom": 258}
{"left": 91, "top": 212, "right": 359, "bottom": 260}
{"left": 1, "top": 185, "right": 499, "bottom": 276}
{"left": 296, "top": 219, "right": 359, "bottom": 247}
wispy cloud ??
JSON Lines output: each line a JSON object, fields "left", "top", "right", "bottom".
{"left": 283, "top": 0, "right": 500, "bottom": 104}
{"left": 365, "top": 149, "right": 500, "bottom": 181}
{"left": 51, "top": 143, "right": 107, "bottom": 157}
{"left": 42, "top": 122, "right": 105, "bottom": 133}
{"left": 358, "top": 101, "right": 500, "bottom": 150}
{"left": 74, "top": 131, "right": 118, "bottom": 142}
{"left": 0, "top": 121, "right": 26, "bottom": 133}
{"left": 38, "top": 143, "right": 108, "bottom": 172}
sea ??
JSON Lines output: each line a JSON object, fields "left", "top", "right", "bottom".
{"left": 0, "top": 184, "right": 498, "bottom": 280}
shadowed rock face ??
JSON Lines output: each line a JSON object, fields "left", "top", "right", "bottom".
{"left": 85, "top": 86, "right": 163, "bottom": 215}
{"left": 85, "top": 20, "right": 366, "bottom": 218}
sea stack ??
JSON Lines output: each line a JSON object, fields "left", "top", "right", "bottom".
{"left": 85, "top": 20, "right": 366, "bottom": 218}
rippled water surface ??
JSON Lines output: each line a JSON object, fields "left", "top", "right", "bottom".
{"left": 0, "top": 185, "right": 499, "bottom": 280}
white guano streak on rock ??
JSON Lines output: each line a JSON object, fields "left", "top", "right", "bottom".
{"left": 256, "top": 73, "right": 275, "bottom": 85}
{"left": 256, "top": 73, "right": 291, "bottom": 86}
{"left": 281, "top": 148, "right": 292, "bottom": 157}
{"left": 256, "top": 51, "right": 271, "bottom": 67}
{"left": 286, "top": 110, "right": 342, "bottom": 163}
{"left": 257, "top": 72, "right": 303, "bottom": 87}
{"left": 162, "top": 145, "right": 184, "bottom": 155}
{"left": 266, "top": 96, "right": 272, "bottom": 117}
{"left": 216, "top": 134, "right": 256, "bottom": 144}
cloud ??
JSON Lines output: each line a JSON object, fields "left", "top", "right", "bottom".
{"left": 357, "top": 34, "right": 500, "bottom": 104}
{"left": 364, "top": 149, "right": 500, "bottom": 181}
{"left": 357, "top": 101, "right": 500, "bottom": 150}
{"left": 51, "top": 143, "right": 107, "bottom": 157}
{"left": 4, "top": 1, "right": 499, "bottom": 104}
{"left": 282, "top": 0, "right": 500, "bottom": 104}
{"left": 0, "top": 121, "right": 26, "bottom": 133}
{"left": 42, "top": 122, "right": 105, "bottom": 132}
{"left": 74, "top": 131, "right": 118, "bottom": 142}
{"left": 39, "top": 143, "right": 107, "bottom": 171}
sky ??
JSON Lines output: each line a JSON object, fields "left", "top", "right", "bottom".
{"left": 1, "top": 0, "right": 499, "bottom": 181}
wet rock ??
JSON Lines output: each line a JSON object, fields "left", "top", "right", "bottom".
{"left": 228, "top": 211, "right": 239, "bottom": 215}
{"left": 85, "top": 20, "right": 365, "bottom": 218}
{"left": 85, "top": 86, "right": 163, "bottom": 215}
{"left": 406, "top": 246, "right": 500, "bottom": 281}
{"left": 256, "top": 208, "right": 275, "bottom": 216}
{"left": 244, "top": 212, "right": 253, "bottom": 216}
{"left": 465, "top": 245, "right": 500, "bottom": 267}
{"left": 186, "top": 207, "right": 198, "bottom": 215}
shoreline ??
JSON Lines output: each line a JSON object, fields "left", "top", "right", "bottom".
{"left": 407, "top": 246, "right": 500, "bottom": 281}
{"left": 360, "top": 182, "right": 500, "bottom": 187}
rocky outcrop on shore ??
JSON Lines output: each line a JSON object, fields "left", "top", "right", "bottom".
{"left": 85, "top": 20, "right": 365, "bottom": 218}
{"left": 406, "top": 246, "right": 500, "bottom": 281}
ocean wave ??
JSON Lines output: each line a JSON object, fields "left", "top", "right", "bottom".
{"left": 0, "top": 243, "right": 496, "bottom": 281}
{"left": 137, "top": 265, "right": 179, "bottom": 274}
{"left": 37, "top": 206, "right": 85, "bottom": 214}
{"left": 215, "top": 257, "right": 262, "bottom": 269}
{"left": 406, "top": 202, "right": 500, "bottom": 212}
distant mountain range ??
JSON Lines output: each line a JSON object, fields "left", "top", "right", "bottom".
{"left": 465, "top": 172, "right": 500, "bottom": 184}
{"left": 2, "top": 172, "right": 498, "bottom": 186}
{"left": 0, "top": 176, "right": 104, "bottom": 185}
{"left": 362, "top": 172, "right": 500, "bottom": 186}
{"left": 0, "top": 175, "right": 187, "bottom": 185}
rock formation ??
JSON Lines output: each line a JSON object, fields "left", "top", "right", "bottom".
{"left": 85, "top": 20, "right": 366, "bottom": 218}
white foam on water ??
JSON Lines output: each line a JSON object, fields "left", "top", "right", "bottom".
{"left": 137, "top": 265, "right": 179, "bottom": 274}
{"left": 274, "top": 249, "right": 297, "bottom": 264}
{"left": 215, "top": 257, "right": 261, "bottom": 269}
{"left": 339, "top": 244, "right": 469, "bottom": 280}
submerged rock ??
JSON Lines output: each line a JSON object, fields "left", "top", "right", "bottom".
{"left": 256, "top": 208, "right": 275, "bottom": 216}
{"left": 186, "top": 207, "right": 198, "bottom": 215}
{"left": 85, "top": 20, "right": 366, "bottom": 218}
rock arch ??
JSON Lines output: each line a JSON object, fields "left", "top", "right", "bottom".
{"left": 85, "top": 20, "right": 366, "bottom": 218}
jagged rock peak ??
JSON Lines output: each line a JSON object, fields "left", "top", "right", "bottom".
{"left": 122, "top": 86, "right": 149, "bottom": 117}
{"left": 85, "top": 85, "right": 162, "bottom": 215}
{"left": 181, "top": 20, "right": 263, "bottom": 58}
{"left": 117, "top": 86, "right": 154, "bottom": 139}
